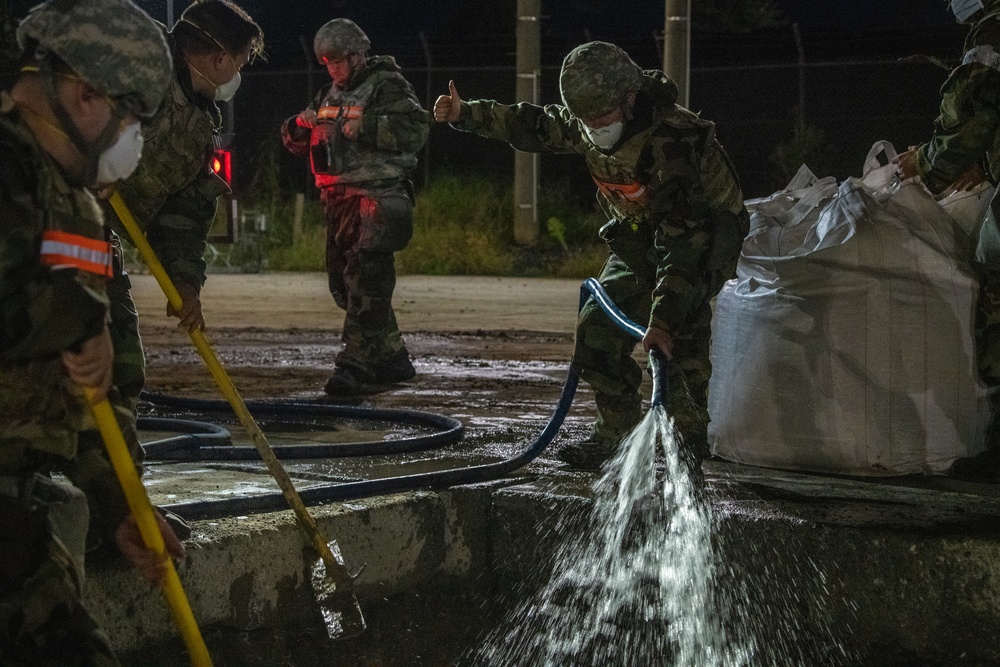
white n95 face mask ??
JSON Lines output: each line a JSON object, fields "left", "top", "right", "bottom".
{"left": 584, "top": 120, "right": 624, "bottom": 150}
{"left": 952, "top": 0, "right": 985, "bottom": 23}
{"left": 96, "top": 121, "right": 143, "bottom": 183}
{"left": 214, "top": 72, "right": 241, "bottom": 102}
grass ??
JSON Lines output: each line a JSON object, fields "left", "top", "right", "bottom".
{"left": 234, "top": 163, "right": 609, "bottom": 278}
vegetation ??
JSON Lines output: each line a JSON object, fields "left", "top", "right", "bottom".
{"left": 232, "top": 141, "right": 609, "bottom": 278}
{"left": 770, "top": 118, "right": 834, "bottom": 186}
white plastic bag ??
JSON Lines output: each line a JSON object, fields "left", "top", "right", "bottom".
{"left": 709, "top": 142, "right": 989, "bottom": 476}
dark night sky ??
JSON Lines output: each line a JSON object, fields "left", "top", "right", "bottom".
{"left": 775, "top": 0, "right": 953, "bottom": 29}
{"left": 123, "top": 0, "right": 960, "bottom": 71}
{"left": 0, "top": 0, "right": 962, "bottom": 195}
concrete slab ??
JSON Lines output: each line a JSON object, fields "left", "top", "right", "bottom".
{"left": 85, "top": 458, "right": 1000, "bottom": 664}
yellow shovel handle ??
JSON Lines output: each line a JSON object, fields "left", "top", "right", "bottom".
{"left": 85, "top": 388, "right": 213, "bottom": 667}
{"left": 108, "top": 192, "right": 354, "bottom": 586}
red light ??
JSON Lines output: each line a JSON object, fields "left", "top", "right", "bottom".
{"left": 211, "top": 149, "right": 232, "bottom": 185}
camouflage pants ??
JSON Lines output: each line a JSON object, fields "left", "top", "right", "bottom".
{"left": 0, "top": 474, "right": 120, "bottom": 666}
{"left": 571, "top": 255, "right": 714, "bottom": 449}
{"left": 977, "top": 270, "right": 1000, "bottom": 442}
{"left": 321, "top": 184, "right": 414, "bottom": 376}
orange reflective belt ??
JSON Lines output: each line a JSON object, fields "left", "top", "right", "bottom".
{"left": 592, "top": 176, "right": 648, "bottom": 204}
{"left": 317, "top": 105, "right": 363, "bottom": 121}
{"left": 39, "top": 230, "right": 113, "bottom": 277}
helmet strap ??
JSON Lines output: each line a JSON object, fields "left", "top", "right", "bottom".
{"left": 35, "top": 52, "right": 124, "bottom": 185}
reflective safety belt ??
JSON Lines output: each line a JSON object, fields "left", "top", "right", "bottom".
{"left": 317, "top": 105, "right": 363, "bottom": 121}
{"left": 39, "top": 230, "right": 113, "bottom": 277}
{"left": 592, "top": 175, "right": 649, "bottom": 204}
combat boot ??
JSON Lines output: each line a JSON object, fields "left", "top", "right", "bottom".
{"left": 323, "top": 366, "right": 366, "bottom": 396}
{"left": 951, "top": 413, "right": 1000, "bottom": 482}
{"left": 372, "top": 349, "right": 416, "bottom": 383}
{"left": 950, "top": 448, "right": 1000, "bottom": 482}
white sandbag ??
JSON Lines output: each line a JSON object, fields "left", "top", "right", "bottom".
{"left": 709, "top": 142, "right": 989, "bottom": 476}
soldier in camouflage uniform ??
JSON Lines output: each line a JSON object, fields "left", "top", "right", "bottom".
{"left": 282, "top": 19, "right": 430, "bottom": 396}
{"left": 435, "top": 41, "right": 748, "bottom": 469}
{"left": 894, "top": 0, "right": 1000, "bottom": 480}
{"left": 0, "top": 1, "right": 184, "bottom": 663}
{"left": 98, "top": 1, "right": 263, "bottom": 507}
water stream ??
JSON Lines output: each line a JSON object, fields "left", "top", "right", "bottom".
{"left": 469, "top": 405, "right": 851, "bottom": 665}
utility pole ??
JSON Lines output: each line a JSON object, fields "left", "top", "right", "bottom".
{"left": 662, "top": 0, "right": 691, "bottom": 108}
{"left": 514, "top": 0, "right": 540, "bottom": 246}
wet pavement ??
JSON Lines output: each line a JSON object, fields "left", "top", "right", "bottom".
{"left": 104, "top": 273, "right": 1000, "bottom": 664}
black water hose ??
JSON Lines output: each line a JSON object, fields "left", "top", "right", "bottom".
{"left": 583, "top": 277, "right": 670, "bottom": 406}
{"left": 648, "top": 348, "right": 670, "bottom": 409}
{"left": 139, "top": 417, "right": 233, "bottom": 458}
{"left": 157, "top": 279, "right": 668, "bottom": 521}
{"left": 140, "top": 395, "right": 464, "bottom": 459}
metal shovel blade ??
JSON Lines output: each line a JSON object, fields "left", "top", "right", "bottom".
{"left": 309, "top": 542, "right": 366, "bottom": 640}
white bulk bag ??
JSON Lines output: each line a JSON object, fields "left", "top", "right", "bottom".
{"left": 708, "top": 142, "right": 989, "bottom": 476}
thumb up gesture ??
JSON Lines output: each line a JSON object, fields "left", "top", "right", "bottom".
{"left": 433, "top": 80, "right": 463, "bottom": 124}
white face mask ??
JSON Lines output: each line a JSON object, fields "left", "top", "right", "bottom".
{"left": 951, "top": 0, "right": 985, "bottom": 22}
{"left": 584, "top": 120, "right": 624, "bottom": 150}
{"left": 96, "top": 121, "right": 143, "bottom": 184}
{"left": 214, "top": 72, "right": 241, "bottom": 102}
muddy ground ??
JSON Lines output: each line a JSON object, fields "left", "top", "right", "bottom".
{"left": 129, "top": 271, "right": 643, "bottom": 464}
{"left": 134, "top": 272, "right": 582, "bottom": 395}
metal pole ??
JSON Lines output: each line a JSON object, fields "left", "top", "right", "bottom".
{"left": 514, "top": 0, "right": 540, "bottom": 247}
{"left": 419, "top": 31, "right": 433, "bottom": 189}
{"left": 166, "top": 0, "right": 174, "bottom": 27}
{"left": 662, "top": 0, "right": 690, "bottom": 108}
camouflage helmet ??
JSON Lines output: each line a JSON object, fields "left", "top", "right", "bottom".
{"left": 313, "top": 18, "right": 370, "bottom": 62}
{"left": 559, "top": 41, "right": 642, "bottom": 119}
{"left": 17, "top": 0, "right": 171, "bottom": 117}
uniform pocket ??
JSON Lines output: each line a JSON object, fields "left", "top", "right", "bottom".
{"left": 358, "top": 189, "right": 413, "bottom": 252}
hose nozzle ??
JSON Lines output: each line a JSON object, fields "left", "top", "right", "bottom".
{"left": 648, "top": 348, "right": 670, "bottom": 409}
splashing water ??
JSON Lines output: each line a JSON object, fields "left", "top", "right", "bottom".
{"left": 472, "top": 406, "right": 751, "bottom": 666}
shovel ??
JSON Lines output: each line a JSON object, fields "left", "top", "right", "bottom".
{"left": 85, "top": 387, "right": 213, "bottom": 667}
{"left": 108, "top": 192, "right": 366, "bottom": 639}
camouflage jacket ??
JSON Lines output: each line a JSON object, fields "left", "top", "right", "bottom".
{"left": 0, "top": 92, "right": 130, "bottom": 530}
{"left": 112, "top": 29, "right": 228, "bottom": 290}
{"left": 454, "top": 70, "right": 746, "bottom": 333}
{"left": 917, "top": 9, "right": 1000, "bottom": 194}
{"left": 282, "top": 55, "right": 430, "bottom": 189}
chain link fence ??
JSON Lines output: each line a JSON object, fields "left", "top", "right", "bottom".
{"left": 234, "top": 56, "right": 950, "bottom": 202}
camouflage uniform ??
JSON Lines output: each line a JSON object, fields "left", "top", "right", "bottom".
{"left": 911, "top": 1, "right": 1000, "bottom": 472}
{"left": 0, "top": 93, "right": 123, "bottom": 667}
{"left": 282, "top": 20, "right": 429, "bottom": 393}
{"left": 103, "top": 27, "right": 230, "bottom": 464}
{"left": 0, "top": 1, "right": 170, "bottom": 663}
{"left": 451, "top": 42, "right": 747, "bottom": 460}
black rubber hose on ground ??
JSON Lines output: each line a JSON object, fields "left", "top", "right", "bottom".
{"left": 139, "top": 396, "right": 465, "bottom": 459}
{"left": 157, "top": 279, "right": 660, "bottom": 521}
{"left": 139, "top": 417, "right": 233, "bottom": 458}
